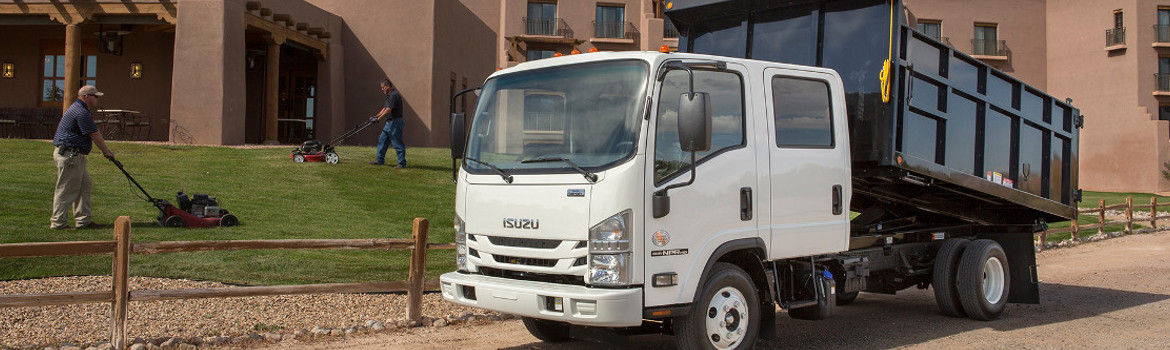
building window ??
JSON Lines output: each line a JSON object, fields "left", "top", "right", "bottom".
{"left": 526, "top": 2, "right": 558, "bottom": 36}
{"left": 972, "top": 23, "right": 999, "bottom": 56}
{"left": 41, "top": 54, "right": 96, "bottom": 102}
{"left": 527, "top": 49, "right": 556, "bottom": 61}
{"left": 1158, "top": 57, "right": 1170, "bottom": 92}
{"left": 917, "top": 20, "right": 942, "bottom": 41}
{"left": 1108, "top": 10, "right": 1126, "bottom": 46}
{"left": 595, "top": 4, "right": 626, "bottom": 39}
{"left": 1158, "top": 8, "right": 1170, "bottom": 42}
{"left": 664, "top": 17, "right": 679, "bottom": 38}
{"left": 523, "top": 93, "right": 565, "bottom": 131}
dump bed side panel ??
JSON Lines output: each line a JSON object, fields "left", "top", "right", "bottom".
{"left": 667, "top": 0, "right": 1079, "bottom": 224}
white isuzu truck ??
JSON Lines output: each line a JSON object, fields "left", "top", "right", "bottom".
{"left": 441, "top": 0, "right": 1080, "bottom": 348}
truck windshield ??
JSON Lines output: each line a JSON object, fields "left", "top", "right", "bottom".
{"left": 464, "top": 60, "right": 648, "bottom": 175}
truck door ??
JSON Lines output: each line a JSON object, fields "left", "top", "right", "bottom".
{"left": 763, "top": 68, "right": 850, "bottom": 259}
{"left": 643, "top": 63, "right": 759, "bottom": 307}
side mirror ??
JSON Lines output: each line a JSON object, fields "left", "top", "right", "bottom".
{"left": 450, "top": 112, "right": 466, "bottom": 159}
{"left": 677, "top": 92, "right": 711, "bottom": 152}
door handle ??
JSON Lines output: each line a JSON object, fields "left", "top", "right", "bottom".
{"left": 740, "top": 187, "right": 752, "bottom": 221}
{"left": 832, "top": 185, "right": 843, "bottom": 215}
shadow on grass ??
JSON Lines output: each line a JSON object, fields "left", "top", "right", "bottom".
{"left": 499, "top": 283, "right": 1170, "bottom": 349}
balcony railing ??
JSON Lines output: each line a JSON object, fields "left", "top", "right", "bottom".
{"left": 594, "top": 20, "right": 635, "bottom": 39}
{"left": 524, "top": 17, "right": 571, "bottom": 37}
{"left": 971, "top": 38, "right": 1008, "bottom": 56}
{"left": 1156, "top": 25, "right": 1170, "bottom": 43}
{"left": 1107, "top": 27, "right": 1126, "bottom": 46}
{"left": 1157, "top": 73, "right": 1170, "bottom": 92}
{"left": 664, "top": 19, "right": 679, "bottom": 38}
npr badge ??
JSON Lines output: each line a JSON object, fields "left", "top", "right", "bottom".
{"left": 652, "top": 230, "right": 670, "bottom": 247}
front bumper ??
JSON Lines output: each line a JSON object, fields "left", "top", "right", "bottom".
{"left": 440, "top": 272, "right": 643, "bottom": 327}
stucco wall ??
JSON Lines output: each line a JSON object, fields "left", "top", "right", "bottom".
{"left": 170, "top": 0, "right": 247, "bottom": 145}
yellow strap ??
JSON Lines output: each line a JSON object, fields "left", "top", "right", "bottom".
{"left": 880, "top": 0, "right": 895, "bottom": 103}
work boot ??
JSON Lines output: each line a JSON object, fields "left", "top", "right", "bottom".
{"left": 77, "top": 222, "right": 107, "bottom": 230}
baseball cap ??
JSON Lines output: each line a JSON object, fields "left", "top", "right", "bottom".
{"left": 78, "top": 85, "right": 104, "bottom": 97}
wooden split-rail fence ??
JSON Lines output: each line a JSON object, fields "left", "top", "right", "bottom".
{"left": 1038, "top": 196, "right": 1170, "bottom": 248}
{"left": 0, "top": 216, "right": 453, "bottom": 349}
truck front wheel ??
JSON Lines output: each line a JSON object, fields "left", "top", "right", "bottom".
{"left": 521, "top": 317, "right": 571, "bottom": 343}
{"left": 675, "top": 262, "right": 760, "bottom": 350}
{"left": 956, "top": 239, "right": 1010, "bottom": 321}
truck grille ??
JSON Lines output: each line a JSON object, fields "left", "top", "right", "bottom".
{"left": 486, "top": 236, "right": 563, "bottom": 249}
{"left": 479, "top": 267, "right": 586, "bottom": 286}
{"left": 492, "top": 254, "right": 556, "bottom": 267}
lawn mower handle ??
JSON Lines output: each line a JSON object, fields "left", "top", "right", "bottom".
{"left": 107, "top": 156, "right": 158, "bottom": 203}
{"left": 327, "top": 119, "right": 377, "bottom": 147}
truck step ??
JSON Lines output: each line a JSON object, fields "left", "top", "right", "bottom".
{"left": 787, "top": 300, "right": 818, "bottom": 310}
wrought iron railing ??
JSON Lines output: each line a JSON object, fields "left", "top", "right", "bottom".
{"left": 1155, "top": 25, "right": 1170, "bottom": 43}
{"left": 524, "top": 17, "right": 570, "bottom": 37}
{"left": 971, "top": 38, "right": 1008, "bottom": 56}
{"left": 664, "top": 19, "right": 679, "bottom": 38}
{"left": 594, "top": 20, "right": 634, "bottom": 39}
{"left": 1106, "top": 28, "right": 1126, "bottom": 46}
{"left": 1156, "top": 73, "right": 1170, "bottom": 92}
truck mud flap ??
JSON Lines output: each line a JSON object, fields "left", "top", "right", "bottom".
{"left": 978, "top": 232, "right": 1040, "bottom": 304}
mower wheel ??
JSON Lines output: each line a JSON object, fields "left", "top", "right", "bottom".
{"left": 219, "top": 214, "right": 239, "bottom": 227}
{"left": 164, "top": 215, "right": 185, "bottom": 228}
{"left": 293, "top": 154, "right": 306, "bottom": 163}
{"left": 325, "top": 152, "right": 340, "bottom": 164}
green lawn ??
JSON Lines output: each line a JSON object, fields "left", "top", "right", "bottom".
{"left": 1041, "top": 192, "right": 1170, "bottom": 242}
{"left": 0, "top": 139, "right": 455, "bottom": 285}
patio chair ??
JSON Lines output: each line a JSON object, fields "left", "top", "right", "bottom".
{"left": 0, "top": 108, "right": 15, "bottom": 138}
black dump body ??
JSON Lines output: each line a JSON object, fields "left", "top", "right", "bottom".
{"left": 667, "top": 0, "right": 1080, "bottom": 227}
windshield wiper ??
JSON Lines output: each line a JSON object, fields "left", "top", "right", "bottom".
{"left": 521, "top": 156, "right": 598, "bottom": 183}
{"left": 465, "top": 157, "right": 513, "bottom": 183}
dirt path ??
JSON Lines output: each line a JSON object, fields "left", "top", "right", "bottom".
{"left": 262, "top": 232, "right": 1170, "bottom": 349}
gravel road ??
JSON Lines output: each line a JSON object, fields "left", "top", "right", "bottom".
{"left": 257, "top": 231, "right": 1170, "bottom": 350}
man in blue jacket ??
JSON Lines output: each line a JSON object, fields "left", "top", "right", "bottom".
{"left": 50, "top": 85, "right": 115, "bottom": 230}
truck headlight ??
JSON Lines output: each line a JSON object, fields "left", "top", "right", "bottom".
{"left": 589, "top": 210, "right": 632, "bottom": 286}
{"left": 454, "top": 215, "right": 468, "bottom": 272}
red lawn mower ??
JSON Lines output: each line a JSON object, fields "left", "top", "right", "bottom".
{"left": 109, "top": 157, "right": 239, "bottom": 228}
{"left": 290, "top": 119, "right": 376, "bottom": 164}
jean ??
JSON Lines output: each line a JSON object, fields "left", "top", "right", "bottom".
{"left": 375, "top": 118, "right": 405, "bottom": 166}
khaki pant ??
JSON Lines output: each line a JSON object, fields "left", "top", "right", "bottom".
{"left": 50, "top": 148, "right": 92, "bottom": 229}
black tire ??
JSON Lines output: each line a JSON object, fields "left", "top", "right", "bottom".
{"left": 675, "top": 262, "right": 760, "bottom": 350}
{"left": 164, "top": 215, "right": 185, "bottom": 228}
{"left": 521, "top": 317, "right": 571, "bottom": 343}
{"left": 836, "top": 291, "right": 859, "bottom": 306}
{"left": 219, "top": 214, "right": 239, "bottom": 227}
{"left": 789, "top": 274, "right": 835, "bottom": 320}
{"left": 956, "top": 239, "right": 1010, "bottom": 321}
{"left": 324, "top": 152, "right": 340, "bottom": 164}
{"left": 933, "top": 238, "right": 970, "bottom": 317}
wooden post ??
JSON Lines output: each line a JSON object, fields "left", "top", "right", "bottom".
{"left": 407, "top": 218, "right": 429, "bottom": 322}
{"left": 1152, "top": 197, "right": 1159, "bottom": 230}
{"left": 1070, "top": 216, "right": 1079, "bottom": 243}
{"left": 1097, "top": 199, "right": 1106, "bottom": 237}
{"left": 1125, "top": 197, "right": 1133, "bottom": 234}
{"left": 111, "top": 216, "right": 131, "bottom": 350}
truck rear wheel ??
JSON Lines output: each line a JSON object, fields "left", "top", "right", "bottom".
{"left": 675, "top": 262, "right": 759, "bottom": 350}
{"left": 933, "top": 238, "right": 970, "bottom": 317}
{"left": 956, "top": 239, "right": 1010, "bottom": 321}
{"left": 521, "top": 317, "right": 571, "bottom": 343}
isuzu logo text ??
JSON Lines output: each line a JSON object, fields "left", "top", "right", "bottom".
{"left": 503, "top": 218, "right": 540, "bottom": 229}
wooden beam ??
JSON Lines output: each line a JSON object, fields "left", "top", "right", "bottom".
{"left": 132, "top": 238, "right": 417, "bottom": 255}
{"left": 0, "top": 241, "right": 116, "bottom": 258}
{"left": 245, "top": 1, "right": 262, "bottom": 11}
{"left": 296, "top": 23, "right": 309, "bottom": 32}
{"left": 245, "top": 14, "right": 327, "bottom": 60}
{"left": 131, "top": 281, "right": 416, "bottom": 302}
{"left": 0, "top": 3, "right": 177, "bottom": 25}
{"left": 272, "top": 13, "right": 293, "bottom": 27}
{"left": 259, "top": 8, "right": 273, "bottom": 17}
{"left": 0, "top": 291, "right": 113, "bottom": 308}
{"left": 308, "top": 27, "right": 324, "bottom": 36}
{"left": 110, "top": 216, "right": 131, "bottom": 350}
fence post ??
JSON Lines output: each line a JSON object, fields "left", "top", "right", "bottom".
{"left": 1097, "top": 199, "right": 1106, "bottom": 237}
{"left": 407, "top": 218, "right": 429, "bottom": 322}
{"left": 1070, "top": 213, "right": 1079, "bottom": 242}
{"left": 1152, "top": 197, "right": 1159, "bottom": 230}
{"left": 1125, "top": 197, "right": 1133, "bottom": 234}
{"left": 111, "top": 216, "right": 131, "bottom": 350}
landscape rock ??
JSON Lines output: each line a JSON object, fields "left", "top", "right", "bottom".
{"left": 177, "top": 345, "right": 195, "bottom": 350}
{"left": 432, "top": 318, "right": 448, "bottom": 327}
{"left": 370, "top": 322, "right": 386, "bottom": 332}
{"left": 262, "top": 333, "right": 281, "bottom": 342}
{"left": 128, "top": 344, "right": 145, "bottom": 350}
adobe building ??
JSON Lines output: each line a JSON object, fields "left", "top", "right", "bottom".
{"left": 906, "top": 0, "right": 1170, "bottom": 194}
{"left": 0, "top": 0, "right": 497, "bottom": 147}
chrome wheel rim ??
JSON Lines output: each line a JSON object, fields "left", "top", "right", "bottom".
{"left": 325, "top": 153, "right": 339, "bottom": 164}
{"left": 704, "top": 286, "right": 748, "bottom": 349}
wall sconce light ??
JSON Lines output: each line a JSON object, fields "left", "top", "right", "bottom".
{"left": 1, "top": 63, "right": 13, "bottom": 79}
{"left": 130, "top": 63, "right": 142, "bottom": 79}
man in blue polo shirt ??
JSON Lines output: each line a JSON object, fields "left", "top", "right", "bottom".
{"left": 368, "top": 78, "right": 406, "bottom": 168}
{"left": 50, "top": 85, "right": 116, "bottom": 230}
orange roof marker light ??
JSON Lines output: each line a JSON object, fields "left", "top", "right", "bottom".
{"left": 659, "top": 45, "right": 671, "bottom": 53}
{"left": 588, "top": 47, "right": 598, "bottom": 53}
{"left": 667, "top": 2, "right": 673, "bottom": 10}
{"left": 571, "top": 49, "right": 580, "bottom": 55}
{"left": 554, "top": 52, "right": 563, "bottom": 57}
